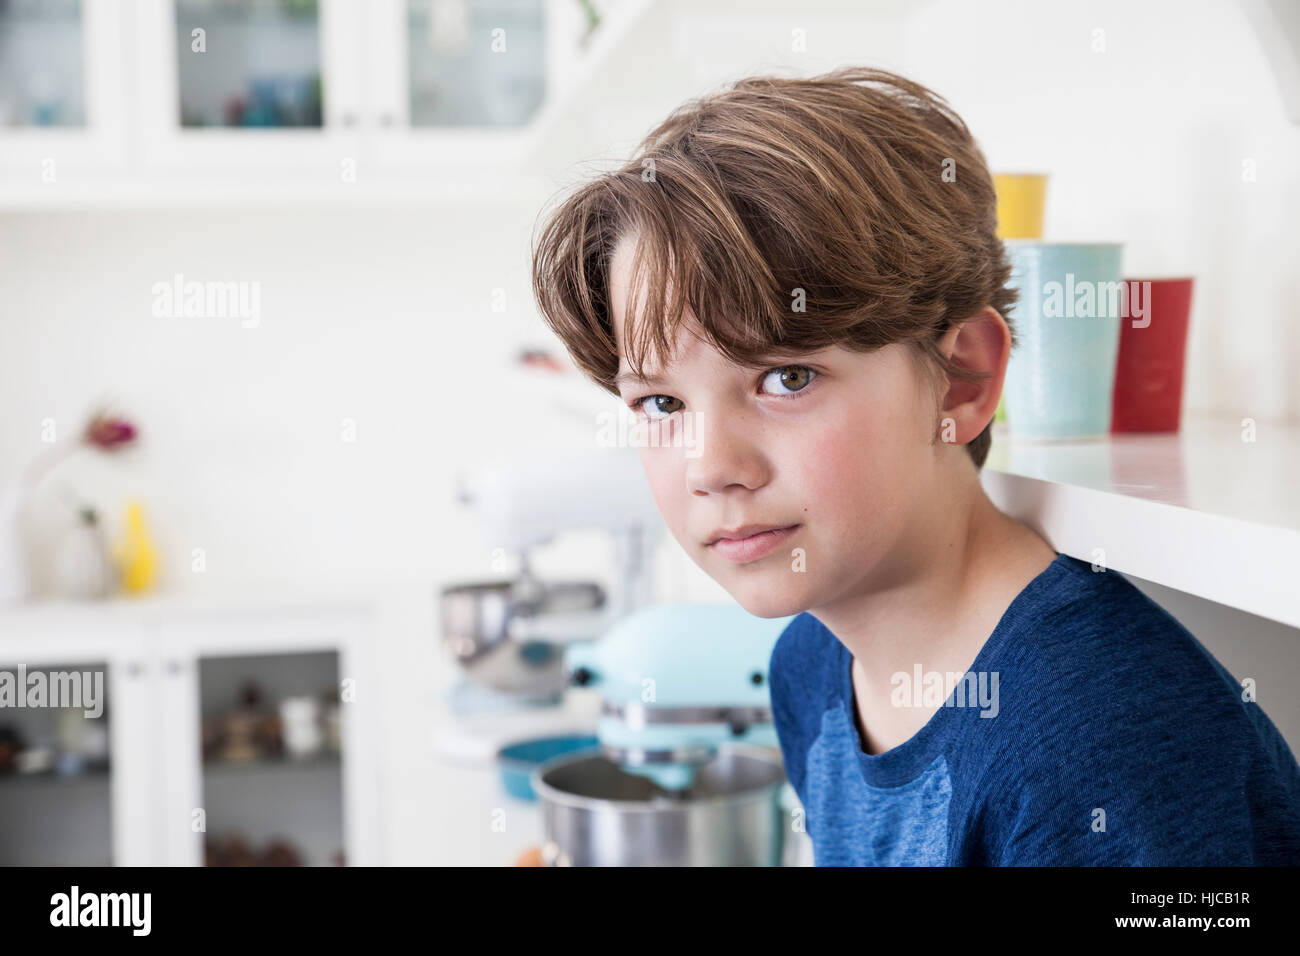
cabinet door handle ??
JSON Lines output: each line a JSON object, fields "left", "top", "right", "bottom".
{"left": 126, "top": 661, "right": 145, "bottom": 678}
{"left": 166, "top": 659, "right": 183, "bottom": 675}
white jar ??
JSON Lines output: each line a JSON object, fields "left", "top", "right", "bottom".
{"left": 279, "top": 696, "right": 323, "bottom": 758}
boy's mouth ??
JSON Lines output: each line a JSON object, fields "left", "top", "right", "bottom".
{"left": 705, "top": 524, "right": 801, "bottom": 564}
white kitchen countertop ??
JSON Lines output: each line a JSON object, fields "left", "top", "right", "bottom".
{"left": 982, "top": 412, "right": 1300, "bottom": 627}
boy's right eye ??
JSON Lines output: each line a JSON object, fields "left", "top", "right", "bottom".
{"left": 631, "top": 395, "right": 684, "bottom": 419}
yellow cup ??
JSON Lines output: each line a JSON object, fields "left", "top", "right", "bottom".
{"left": 991, "top": 173, "right": 1046, "bottom": 423}
{"left": 993, "top": 173, "right": 1048, "bottom": 239}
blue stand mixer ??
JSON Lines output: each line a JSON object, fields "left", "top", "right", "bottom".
{"left": 526, "top": 602, "right": 803, "bottom": 865}
{"left": 563, "top": 602, "right": 796, "bottom": 792}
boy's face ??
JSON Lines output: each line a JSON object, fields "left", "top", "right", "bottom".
{"left": 609, "top": 237, "right": 949, "bottom": 620}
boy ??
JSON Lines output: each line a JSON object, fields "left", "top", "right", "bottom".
{"left": 530, "top": 66, "right": 1300, "bottom": 864}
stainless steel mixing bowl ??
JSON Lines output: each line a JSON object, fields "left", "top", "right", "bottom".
{"left": 531, "top": 742, "right": 787, "bottom": 866}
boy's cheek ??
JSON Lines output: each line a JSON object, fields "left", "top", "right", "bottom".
{"left": 638, "top": 451, "right": 690, "bottom": 532}
{"left": 800, "top": 434, "right": 915, "bottom": 547}
{"left": 803, "top": 426, "right": 882, "bottom": 500}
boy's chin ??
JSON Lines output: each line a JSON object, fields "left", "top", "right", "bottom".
{"left": 719, "top": 579, "right": 811, "bottom": 620}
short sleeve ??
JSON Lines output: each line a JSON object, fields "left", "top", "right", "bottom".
{"left": 990, "top": 715, "right": 1267, "bottom": 866}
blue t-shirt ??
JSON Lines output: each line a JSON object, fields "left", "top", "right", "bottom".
{"left": 768, "top": 552, "right": 1300, "bottom": 865}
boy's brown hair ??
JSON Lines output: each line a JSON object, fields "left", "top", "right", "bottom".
{"left": 530, "top": 66, "right": 1017, "bottom": 468}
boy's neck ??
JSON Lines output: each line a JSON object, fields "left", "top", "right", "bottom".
{"left": 810, "top": 473, "right": 1056, "bottom": 753}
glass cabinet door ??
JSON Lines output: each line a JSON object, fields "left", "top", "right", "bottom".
{"left": 138, "top": 0, "right": 362, "bottom": 169}
{"left": 365, "top": 0, "right": 592, "bottom": 174}
{"left": 404, "top": 0, "right": 546, "bottom": 128}
{"left": 0, "top": 0, "right": 125, "bottom": 172}
{"left": 197, "top": 650, "right": 345, "bottom": 866}
{"left": 173, "top": 0, "right": 324, "bottom": 128}
{"left": 0, "top": 0, "right": 86, "bottom": 128}
{"left": 0, "top": 660, "right": 113, "bottom": 865}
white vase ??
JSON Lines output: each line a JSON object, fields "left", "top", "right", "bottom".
{"left": 53, "top": 510, "right": 115, "bottom": 600}
{"left": 0, "top": 483, "right": 32, "bottom": 603}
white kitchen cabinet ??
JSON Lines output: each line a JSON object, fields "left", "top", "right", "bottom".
{"left": 0, "top": 0, "right": 129, "bottom": 180}
{"left": 0, "top": 600, "right": 381, "bottom": 866}
{"left": 363, "top": 0, "right": 588, "bottom": 172}
{"left": 0, "top": 0, "right": 655, "bottom": 203}
{"left": 134, "top": 0, "right": 363, "bottom": 175}
{"left": 130, "top": 0, "right": 641, "bottom": 177}
{"left": 0, "top": 615, "right": 151, "bottom": 865}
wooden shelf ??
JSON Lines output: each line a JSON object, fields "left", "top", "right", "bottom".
{"left": 982, "top": 413, "right": 1300, "bottom": 628}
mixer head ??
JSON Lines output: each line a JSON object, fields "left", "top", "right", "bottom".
{"left": 564, "top": 603, "right": 795, "bottom": 791}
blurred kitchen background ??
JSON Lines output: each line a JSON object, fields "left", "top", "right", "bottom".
{"left": 0, "top": 0, "right": 1298, "bottom": 866}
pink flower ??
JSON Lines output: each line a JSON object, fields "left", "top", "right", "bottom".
{"left": 83, "top": 413, "right": 138, "bottom": 451}
{"left": 17, "top": 407, "right": 141, "bottom": 492}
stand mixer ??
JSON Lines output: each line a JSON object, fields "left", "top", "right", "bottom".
{"left": 533, "top": 602, "right": 799, "bottom": 866}
{"left": 564, "top": 603, "right": 794, "bottom": 792}
{"left": 435, "top": 446, "right": 665, "bottom": 771}
{"left": 438, "top": 444, "right": 806, "bottom": 864}
{"left": 440, "top": 447, "right": 663, "bottom": 700}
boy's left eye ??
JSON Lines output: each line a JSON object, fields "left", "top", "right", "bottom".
{"left": 760, "top": 365, "right": 817, "bottom": 396}
{"left": 626, "top": 364, "right": 817, "bottom": 417}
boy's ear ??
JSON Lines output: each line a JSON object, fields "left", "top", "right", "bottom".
{"left": 936, "top": 306, "right": 1009, "bottom": 443}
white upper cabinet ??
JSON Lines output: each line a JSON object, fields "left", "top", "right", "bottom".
{"left": 0, "top": 0, "right": 128, "bottom": 180}
{"left": 12, "top": 0, "right": 636, "bottom": 191}
{"left": 363, "top": 0, "right": 588, "bottom": 171}
{"left": 135, "top": 0, "right": 364, "bottom": 175}
{"left": 0, "top": 0, "right": 647, "bottom": 200}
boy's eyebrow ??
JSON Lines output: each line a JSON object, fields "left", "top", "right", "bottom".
{"left": 614, "top": 369, "right": 667, "bottom": 387}
{"left": 614, "top": 349, "right": 824, "bottom": 388}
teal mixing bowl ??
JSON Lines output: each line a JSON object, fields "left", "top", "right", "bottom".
{"left": 498, "top": 735, "right": 600, "bottom": 801}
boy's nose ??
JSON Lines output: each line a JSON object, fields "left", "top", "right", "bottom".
{"left": 684, "top": 425, "right": 770, "bottom": 497}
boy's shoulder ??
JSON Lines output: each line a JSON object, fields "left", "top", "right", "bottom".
{"left": 976, "top": 555, "right": 1300, "bottom": 863}
{"left": 989, "top": 554, "right": 1250, "bottom": 730}
{"left": 965, "top": 554, "right": 1266, "bottom": 761}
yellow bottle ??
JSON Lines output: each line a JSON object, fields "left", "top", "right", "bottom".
{"left": 114, "top": 500, "right": 158, "bottom": 595}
